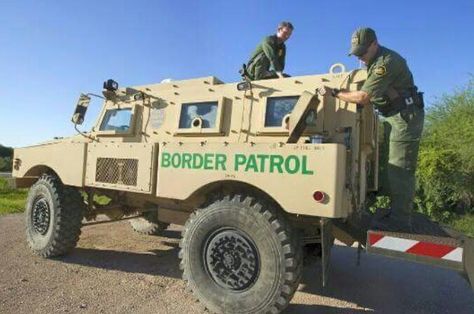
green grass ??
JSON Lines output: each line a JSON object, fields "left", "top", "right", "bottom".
{"left": 94, "top": 194, "right": 111, "bottom": 205}
{"left": 0, "top": 177, "right": 27, "bottom": 215}
{"left": 448, "top": 214, "right": 474, "bottom": 237}
{"left": 0, "top": 177, "right": 111, "bottom": 216}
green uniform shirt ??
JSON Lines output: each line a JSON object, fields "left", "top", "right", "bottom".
{"left": 247, "top": 35, "right": 286, "bottom": 80}
{"left": 361, "top": 46, "right": 414, "bottom": 109}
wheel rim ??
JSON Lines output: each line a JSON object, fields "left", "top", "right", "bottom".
{"left": 32, "top": 197, "right": 51, "bottom": 235}
{"left": 204, "top": 228, "right": 260, "bottom": 291}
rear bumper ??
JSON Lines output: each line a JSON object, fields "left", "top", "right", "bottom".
{"left": 367, "top": 230, "right": 474, "bottom": 291}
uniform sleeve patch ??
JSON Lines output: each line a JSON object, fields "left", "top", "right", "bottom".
{"left": 375, "top": 65, "right": 386, "bottom": 76}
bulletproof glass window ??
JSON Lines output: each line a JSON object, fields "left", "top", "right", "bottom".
{"left": 99, "top": 108, "right": 133, "bottom": 132}
{"left": 265, "top": 96, "right": 299, "bottom": 127}
{"left": 179, "top": 102, "right": 218, "bottom": 129}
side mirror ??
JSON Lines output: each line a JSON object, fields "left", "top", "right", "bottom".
{"left": 71, "top": 94, "right": 91, "bottom": 125}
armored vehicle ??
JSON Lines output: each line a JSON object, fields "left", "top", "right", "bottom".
{"left": 12, "top": 64, "right": 473, "bottom": 313}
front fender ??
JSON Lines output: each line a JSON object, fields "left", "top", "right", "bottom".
{"left": 13, "top": 141, "right": 87, "bottom": 187}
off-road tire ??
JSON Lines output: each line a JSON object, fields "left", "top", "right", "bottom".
{"left": 25, "top": 174, "right": 85, "bottom": 257}
{"left": 130, "top": 211, "right": 169, "bottom": 235}
{"left": 179, "top": 194, "right": 303, "bottom": 314}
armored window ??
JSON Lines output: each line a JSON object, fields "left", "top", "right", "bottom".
{"left": 175, "top": 98, "right": 225, "bottom": 135}
{"left": 264, "top": 96, "right": 299, "bottom": 127}
{"left": 99, "top": 108, "right": 133, "bottom": 133}
{"left": 179, "top": 102, "right": 218, "bottom": 129}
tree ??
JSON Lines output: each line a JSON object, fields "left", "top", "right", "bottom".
{"left": 0, "top": 144, "right": 13, "bottom": 158}
{"left": 0, "top": 145, "right": 13, "bottom": 171}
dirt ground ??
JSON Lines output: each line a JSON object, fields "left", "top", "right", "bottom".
{"left": 0, "top": 213, "right": 473, "bottom": 314}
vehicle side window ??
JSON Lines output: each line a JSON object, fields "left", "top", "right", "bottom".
{"left": 265, "top": 96, "right": 299, "bottom": 127}
{"left": 179, "top": 102, "right": 218, "bottom": 129}
{"left": 99, "top": 108, "right": 133, "bottom": 132}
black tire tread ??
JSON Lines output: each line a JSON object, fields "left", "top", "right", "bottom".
{"left": 26, "top": 174, "right": 84, "bottom": 257}
{"left": 130, "top": 211, "right": 169, "bottom": 235}
{"left": 179, "top": 194, "right": 303, "bottom": 314}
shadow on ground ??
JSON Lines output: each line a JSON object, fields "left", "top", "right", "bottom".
{"left": 61, "top": 246, "right": 181, "bottom": 279}
{"left": 160, "top": 229, "right": 182, "bottom": 239}
{"left": 287, "top": 245, "right": 474, "bottom": 314}
{"left": 58, "top": 223, "right": 474, "bottom": 314}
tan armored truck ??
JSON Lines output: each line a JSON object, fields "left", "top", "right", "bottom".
{"left": 12, "top": 64, "right": 473, "bottom": 314}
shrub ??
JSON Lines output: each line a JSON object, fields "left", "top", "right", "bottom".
{"left": 415, "top": 79, "right": 474, "bottom": 220}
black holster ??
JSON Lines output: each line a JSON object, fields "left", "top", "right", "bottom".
{"left": 378, "top": 88, "right": 424, "bottom": 117}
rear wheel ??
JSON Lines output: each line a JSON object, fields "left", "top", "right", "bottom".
{"left": 130, "top": 211, "right": 169, "bottom": 235}
{"left": 179, "top": 194, "right": 302, "bottom": 314}
{"left": 25, "top": 174, "right": 85, "bottom": 257}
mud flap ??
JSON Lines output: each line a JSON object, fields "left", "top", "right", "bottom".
{"left": 321, "top": 218, "right": 334, "bottom": 287}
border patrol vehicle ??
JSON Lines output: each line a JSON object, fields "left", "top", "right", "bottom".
{"left": 12, "top": 64, "right": 473, "bottom": 314}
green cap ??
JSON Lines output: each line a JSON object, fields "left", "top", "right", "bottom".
{"left": 349, "top": 27, "right": 377, "bottom": 56}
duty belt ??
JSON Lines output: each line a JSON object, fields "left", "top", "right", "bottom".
{"left": 377, "top": 88, "right": 424, "bottom": 117}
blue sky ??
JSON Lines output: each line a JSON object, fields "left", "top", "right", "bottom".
{"left": 1, "top": 1, "right": 473, "bottom": 148}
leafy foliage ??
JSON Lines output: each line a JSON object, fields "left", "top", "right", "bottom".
{"left": 0, "top": 144, "right": 13, "bottom": 157}
{"left": 0, "top": 144, "right": 13, "bottom": 171}
{"left": 449, "top": 214, "right": 474, "bottom": 237}
{"left": 415, "top": 79, "right": 474, "bottom": 220}
{"left": 0, "top": 157, "right": 12, "bottom": 172}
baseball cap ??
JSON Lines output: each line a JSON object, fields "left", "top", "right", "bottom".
{"left": 349, "top": 27, "right": 377, "bottom": 56}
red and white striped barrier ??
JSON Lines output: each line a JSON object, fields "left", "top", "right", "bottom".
{"left": 368, "top": 232, "right": 463, "bottom": 262}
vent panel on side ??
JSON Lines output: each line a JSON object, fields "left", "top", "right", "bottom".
{"left": 96, "top": 158, "right": 138, "bottom": 186}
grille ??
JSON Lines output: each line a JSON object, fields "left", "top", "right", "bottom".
{"left": 96, "top": 158, "right": 138, "bottom": 186}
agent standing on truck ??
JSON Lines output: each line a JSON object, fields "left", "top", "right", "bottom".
{"left": 327, "top": 27, "right": 425, "bottom": 230}
{"left": 243, "top": 21, "right": 293, "bottom": 80}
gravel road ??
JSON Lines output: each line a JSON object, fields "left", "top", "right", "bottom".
{"left": 0, "top": 213, "right": 473, "bottom": 314}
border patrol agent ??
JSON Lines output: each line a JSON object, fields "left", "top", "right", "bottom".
{"left": 327, "top": 27, "right": 425, "bottom": 229}
{"left": 242, "top": 21, "right": 294, "bottom": 81}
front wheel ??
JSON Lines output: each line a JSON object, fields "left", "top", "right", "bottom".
{"left": 179, "top": 194, "right": 302, "bottom": 314}
{"left": 25, "top": 174, "right": 85, "bottom": 257}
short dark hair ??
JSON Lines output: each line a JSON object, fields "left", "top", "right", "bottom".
{"left": 278, "top": 21, "right": 294, "bottom": 30}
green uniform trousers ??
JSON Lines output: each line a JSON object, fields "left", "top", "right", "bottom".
{"left": 379, "top": 106, "right": 424, "bottom": 215}
{"left": 248, "top": 56, "right": 277, "bottom": 80}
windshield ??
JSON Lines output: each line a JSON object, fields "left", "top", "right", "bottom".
{"left": 99, "top": 108, "right": 133, "bottom": 132}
